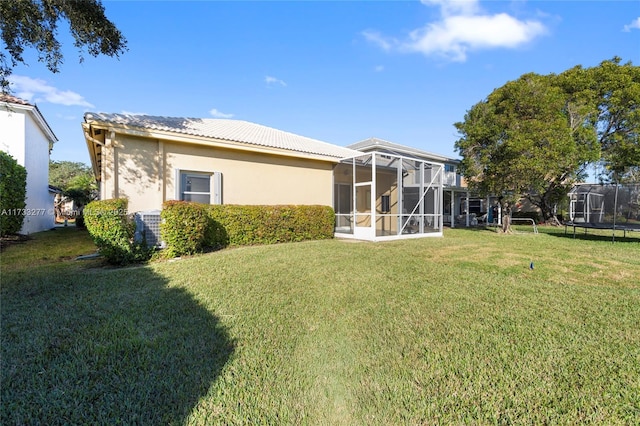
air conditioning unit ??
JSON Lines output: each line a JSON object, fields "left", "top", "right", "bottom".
{"left": 134, "top": 210, "right": 164, "bottom": 248}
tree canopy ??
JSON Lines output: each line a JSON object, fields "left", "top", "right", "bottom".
{"left": 49, "top": 160, "right": 92, "bottom": 189}
{"left": 0, "top": 0, "right": 127, "bottom": 91}
{"left": 592, "top": 59, "right": 640, "bottom": 176}
{"left": 454, "top": 58, "right": 640, "bottom": 222}
{"left": 50, "top": 160, "right": 97, "bottom": 208}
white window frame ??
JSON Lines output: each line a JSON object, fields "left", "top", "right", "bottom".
{"left": 175, "top": 169, "right": 222, "bottom": 204}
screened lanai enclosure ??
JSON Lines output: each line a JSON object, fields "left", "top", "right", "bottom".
{"left": 333, "top": 152, "right": 443, "bottom": 241}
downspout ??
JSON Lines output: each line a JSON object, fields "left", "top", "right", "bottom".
{"left": 158, "top": 140, "right": 165, "bottom": 202}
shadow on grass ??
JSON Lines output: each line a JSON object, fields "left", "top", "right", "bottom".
{"left": 1, "top": 264, "right": 234, "bottom": 424}
{"left": 541, "top": 225, "right": 640, "bottom": 244}
{"left": 445, "top": 225, "right": 500, "bottom": 233}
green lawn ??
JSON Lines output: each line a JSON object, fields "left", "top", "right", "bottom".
{"left": 1, "top": 226, "right": 639, "bottom": 424}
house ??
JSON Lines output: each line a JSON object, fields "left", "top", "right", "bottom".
{"left": 82, "top": 113, "right": 361, "bottom": 214}
{"left": 82, "top": 113, "right": 472, "bottom": 241}
{"left": 0, "top": 94, "right": 58, "bottom": 234}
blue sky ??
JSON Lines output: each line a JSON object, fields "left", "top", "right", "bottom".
{"left": 7, "top": 0, "right": 640, "bottom": 166}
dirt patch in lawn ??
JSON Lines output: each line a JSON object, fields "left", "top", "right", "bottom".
{"left": 0, "top": 234, "right": 31, "bottom": 252}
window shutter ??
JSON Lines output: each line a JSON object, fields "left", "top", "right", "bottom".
{"left": 175, "top": 169, "right": 181, "bottom": 200}
{"left": 212, "top": 172, "right": 222, "bottom": 204}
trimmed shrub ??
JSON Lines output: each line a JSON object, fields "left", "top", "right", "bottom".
{"left": 161, "top": 201, "right": 208, "bottom": 257}
{"left": 84, "top": 199, "right": 151, "bottom": 264}
{"left": 0, "top": 151, "right": 27, "bottom": 236}
{"left": 205, "top": 205, "right": 334, "bottom": 247}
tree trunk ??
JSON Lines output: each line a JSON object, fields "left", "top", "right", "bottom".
{"left": 501, "top": 203, "right": 513, "bottom": 233}
{"left": 528, "top": 193, "right": 561, "bottom": 226}
{"left": 540, "top": 204, "right": 562, "bottom": 226}
{"left": 501, "top": 214, "right": 512, "bottom": 233}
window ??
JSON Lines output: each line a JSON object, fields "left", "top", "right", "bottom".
{"left": 334, "top": 183, "right": 352, "bottom": 214}
{"left": 445, "top": 164, "right": 455, "bottom": 173}
{"left": 177, "top": 170, "right": 221, "bottom": 204}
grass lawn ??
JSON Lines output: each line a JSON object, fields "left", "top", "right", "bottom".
{"left": 1, "top": 226, "right": 639, "bottom": 424}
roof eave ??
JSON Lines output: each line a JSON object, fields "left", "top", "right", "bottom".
{"left": 349, "top": 137, "right": 459, "bottom": 164}
{"left": 85, "top": 120, "right": 347, "bottom": 163}
{"left": 82, "top": 122, "right": 102, "bottom": 181}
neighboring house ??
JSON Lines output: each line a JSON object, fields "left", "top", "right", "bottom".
{"left": 50, "top": 185, "right": 76, "bottom": 222}
{"left": 0, "top": 94, "right": 58, "bottom": 234}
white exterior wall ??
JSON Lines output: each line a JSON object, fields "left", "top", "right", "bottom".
{"left": 23, "top": 113, "right": 55, "bottom": 233}
{"left": 0, "top": 108, "right": 26, "bottom": 163}
{"left": 0, "top": 106, "right": 55, "bottom": 234}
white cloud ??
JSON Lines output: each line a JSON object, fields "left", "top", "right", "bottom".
{"left": 362, "top": 30, "right": 395, "bottom": 51}
{"left": 623, "top": 17, "right": 640, "bottom": 32}
{"left": 405, "top": 14, "right": 546, "bottom": 61}
{"left": 265, "top": 75, "right": 287, "bottom": 87}
{"left": 365, "top": 0, "right": 547, "bottom": 62}
{"left": 374, "top": 65, "right": 385, "bottom": 72}
{"left": 209, "top": 108, "right": 234, "bottom": 118}
{"left": 8, "top": 75, "right": 94, "bottom": 107}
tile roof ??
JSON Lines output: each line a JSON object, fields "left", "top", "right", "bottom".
{"left": 1, "top": 93, "right": 57, "bottom": 142}
{"left": 84, "top": 113, "right": 360, "bottom": 160}
{"left": 0, "top": 93, "right": 32, "bottom": 106}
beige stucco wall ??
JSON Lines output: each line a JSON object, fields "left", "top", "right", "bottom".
{"left": 102, "top": 134, "right": 335, "bottom": 213}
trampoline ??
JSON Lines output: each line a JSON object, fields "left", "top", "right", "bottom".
{"left": 564, "top": 221, "right": 640, "bottom": 239}
{"left": 566, "top": 184, "right": 640, "bottom": 241}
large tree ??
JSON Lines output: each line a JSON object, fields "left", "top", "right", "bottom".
{"left": 0, "top": 0, "right": 127, "bottom": 91}
{"left": 49, "top": 160, "right": 93, "bottom": 189}
{"left": 454, "top": 58, "right": 639, "bottom": 223}
{"left": 591, "top": 58, "right": 640, "bottom": 178}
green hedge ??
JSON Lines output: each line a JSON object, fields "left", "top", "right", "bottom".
{"left": 158, "top": 203, "right": 334, "bottom": 257}
{"left": 161, "top": 201, "right": 209, "bottom": 257}
{"left": 84, "top": 199, "right": 151, "bottom": 264}
{"left": 206, "top": 205, "right": 335, "bottom": 247}
{"left": 0, "top": 151, "right": 27, "bottom": 236}
{"left": 84, "top": 200, "right": 335, "bottom": 261}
